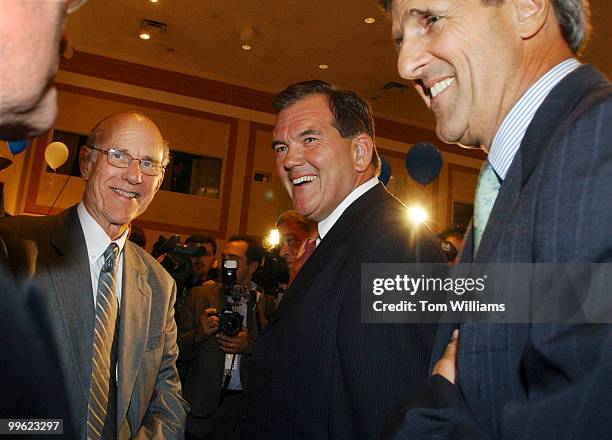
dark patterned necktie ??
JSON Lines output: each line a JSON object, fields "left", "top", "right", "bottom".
{"left": 87, "top": 243, "right": 120, "bottom": 439}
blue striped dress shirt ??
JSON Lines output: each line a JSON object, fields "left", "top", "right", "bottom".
{"left": 488, "top": 58, "right": 581, "bottom": 179}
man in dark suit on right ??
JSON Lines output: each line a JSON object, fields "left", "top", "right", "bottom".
{"left": 380, "top": 0, "right": 612, "bottom": 438}
{"left": 242, "top": 80, "right": 444, "bottom": 439}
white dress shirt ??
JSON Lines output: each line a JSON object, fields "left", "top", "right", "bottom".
{"left": 77, "top": 202, "right": 128, "bottom": 308}
{"left": 317, "top": 176, "right": 379, "bottom": 245}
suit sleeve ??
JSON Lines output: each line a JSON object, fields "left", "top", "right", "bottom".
{"left": 135, "top": 280, "right": 188, "bottom": 439}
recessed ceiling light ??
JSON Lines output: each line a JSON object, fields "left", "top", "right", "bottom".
{"left": 139, "top": 32, "right": 151, "bottom": 40}
{"left": 318, "top": 64, "right": 329, "bottom": 70}
{"left": 364, "top": 17, "right": 376, "bottom": 24}
{"left": 242, "top": 44, "right": 252, "bottom": 51}
{"left": 150, "top": 0, "right": 159, "bottom": 3}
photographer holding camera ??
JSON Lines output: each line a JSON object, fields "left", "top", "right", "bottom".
{"left": 176, "top": 236, "right": 270, "bottom": 440}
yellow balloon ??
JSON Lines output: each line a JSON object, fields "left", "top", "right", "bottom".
{"left": 45, "top": 142, "right": 69, "bottom": 170}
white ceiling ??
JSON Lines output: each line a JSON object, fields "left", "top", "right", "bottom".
{"left": 66, "top": 0, "right": 612, "bottom": 129}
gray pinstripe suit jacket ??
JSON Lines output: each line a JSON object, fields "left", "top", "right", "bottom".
{"left": 390, "top": 65, "right": 612, "bottom": 439}
{"left": 0, "top": 206, "right": 188, "bottom": 439}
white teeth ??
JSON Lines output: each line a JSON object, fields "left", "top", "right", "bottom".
{"left": 292, "top": 175, "right": 317, "bottom": 185}
{"left": 113, "top": 188, "right": 138, "bottom": 198}
{"left": 429, "top": 78, "right": 455, "bottom": 98}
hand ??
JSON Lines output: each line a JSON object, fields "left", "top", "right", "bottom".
{"left": 432, "top": 329, "right": 459, "bottom": 384}
{"left": 198, "top": 307, "right": 219, "bottom": 337}
{"left": 216, "top": 328, "right": 252, "bottom": 354}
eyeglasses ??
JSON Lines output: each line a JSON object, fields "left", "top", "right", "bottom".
{"left": 67, "top": 0, "right": 89, "bottom": 14}
{"left": 88, "top": 146, "right": 165, "bottom": 176}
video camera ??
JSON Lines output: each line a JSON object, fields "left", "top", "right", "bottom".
{"left": 152, "top": 235, "right": 208, "bottom": 282}
{"left": 254, "top": 247, "right": 289, "bottom": 298}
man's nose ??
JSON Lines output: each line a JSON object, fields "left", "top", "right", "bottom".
{"left": 397, "top": 36, "right": 431, "bottom": 81}
{"left": 283, "top": 145, "right": 305, "bottom": 170}
{"left": 124, "top": 160, "right": 143, "bottom": 184}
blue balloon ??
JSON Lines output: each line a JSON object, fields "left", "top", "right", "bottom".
{"left": 8, "top": 140, "right": 29, "bottom": 155}
{"left": 378, "top": 156, "right": 392, "bottom": 186}
{"left": 405, "top": 142, "right": 443, "bottom": 186}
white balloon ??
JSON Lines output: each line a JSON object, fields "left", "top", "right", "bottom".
{"left": 45, "top": 142, "right": 69, "bottom": 170}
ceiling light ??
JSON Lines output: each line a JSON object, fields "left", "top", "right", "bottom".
{"left": 150, "top": 0, "right": 159, "bottom": 2}
{"left": 139, "top": 33, "right": 151, "bottom": 40}
{"left": 242, "top": 44, "right": 252, "bottom": 51}
{"left": 364, "top": 17, "right": 376, "bottom": 24}
{"left": 318, "top": 64, "right": 329, "bottom": 70}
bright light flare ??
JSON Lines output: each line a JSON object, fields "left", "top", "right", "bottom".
{"left": 268, "top": 228, "right": 280, "bottom": 246}
{"left": 407, "top": 206, "right": 428, "bottom": 225}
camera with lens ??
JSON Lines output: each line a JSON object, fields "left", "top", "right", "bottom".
{"left": 254, "top": 247, "right": 289, "bottom": 298}
{"left": 212, "top": 258, "right": 248, "bottom": 337}
{"left": 152, "top": 235, "right": 208, "bottom": 282}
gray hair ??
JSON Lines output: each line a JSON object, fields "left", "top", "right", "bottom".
{"left": 378, "top": 0, "right": 591, "bottom": 54}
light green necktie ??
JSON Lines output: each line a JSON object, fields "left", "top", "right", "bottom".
{"left": 473, "top": 161, "right": 501, "bottom": 253}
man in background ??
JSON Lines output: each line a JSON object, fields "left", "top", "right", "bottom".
{"left": 0, "top": 112, "right": 187, "bottom": 438}
{"left": 276, "top": 210, "right": 316, "bottom": 285}
{"left": 185, "top": 232, "right": 217, "bottom": 287}
{"left": 177, "top": 236, "right": 269, "bottom": 440}
{"left": 243, "top": 80, "right": 444, "bottom": 438}
{"left": 381, "top": 0, "right": 612, "bottom": 438}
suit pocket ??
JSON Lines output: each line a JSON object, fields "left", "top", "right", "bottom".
{"left": 145, "top": 331, "right": 165, "bottom": 351}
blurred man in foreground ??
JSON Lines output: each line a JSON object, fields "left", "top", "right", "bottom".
{"left": 0, "top": 0, "right": 89, "bottom": 433}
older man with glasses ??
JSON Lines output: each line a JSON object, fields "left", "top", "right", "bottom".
{"left": 0, "top": 112, "right": 188, "bottom": 439}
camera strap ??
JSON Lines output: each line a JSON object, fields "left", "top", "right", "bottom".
{"left": 221, "top": 353, "right": 237, "bottom": 393}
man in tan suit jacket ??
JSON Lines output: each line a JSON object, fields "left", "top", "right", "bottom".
{"left": 0, "top": 112, "right": 187, "bottom": 439}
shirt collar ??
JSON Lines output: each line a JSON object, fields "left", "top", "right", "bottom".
{"left": 318, "top": 177, "right": 379, "bottom": 241}
{"left": 77, "top": 202, "right": 129, "bottom": 264}
{"left": 488, "top": 58, "right": 581, "bottom": 179}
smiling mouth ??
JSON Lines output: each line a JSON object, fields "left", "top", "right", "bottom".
{"left": 112, "top": 188, "right": 139, "bottom": 198}
{"left": 291, "top": 175, "right": 318, "bottom": 186}
{"left": 428, "top": 78, "right": 455, "bottom": 98}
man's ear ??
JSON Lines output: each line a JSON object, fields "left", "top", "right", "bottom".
{"left": 352, "top": 133, "right": 374, "bottom": 173}
{"left": 79, "top": 145, "right": 93, "bottom": 180}
{"left": 513, "top": 0, "right": 550, "bottom": 40}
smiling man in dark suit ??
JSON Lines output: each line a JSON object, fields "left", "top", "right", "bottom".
{"left": 242, "top": 80, "right": 444, "bottom": 439}
{"left": 380, "top": 0, "right": 612, "bottom": 438}
{"left": 0, "top": 112, "right": 188, "bottom": 439}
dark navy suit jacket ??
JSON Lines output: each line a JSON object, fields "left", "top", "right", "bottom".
{"left": 243, "top": 183, "right": 445, "bottom": 439}
{"left": 387, "top": 65, "right": 612, "bottom": 439}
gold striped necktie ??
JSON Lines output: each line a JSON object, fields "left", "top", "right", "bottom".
{"left": 87, "top": 242, "right": 119, "bottom": 439}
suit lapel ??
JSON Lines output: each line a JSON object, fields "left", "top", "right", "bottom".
{"left": 477, "top": 65, "right": 607, "bottom": 261}
{"left": 264, "top": 184, "right": 390, "bottom": 331}
{"left": 49, "top": 207, "right": 95, "bottom": 403}
{"left": 116, "top": 243, "right": 151, "bottom": 426}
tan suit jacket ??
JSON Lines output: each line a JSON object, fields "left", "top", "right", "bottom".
{"left": 0, "top": 206, "right": 187, "bottom": 439}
